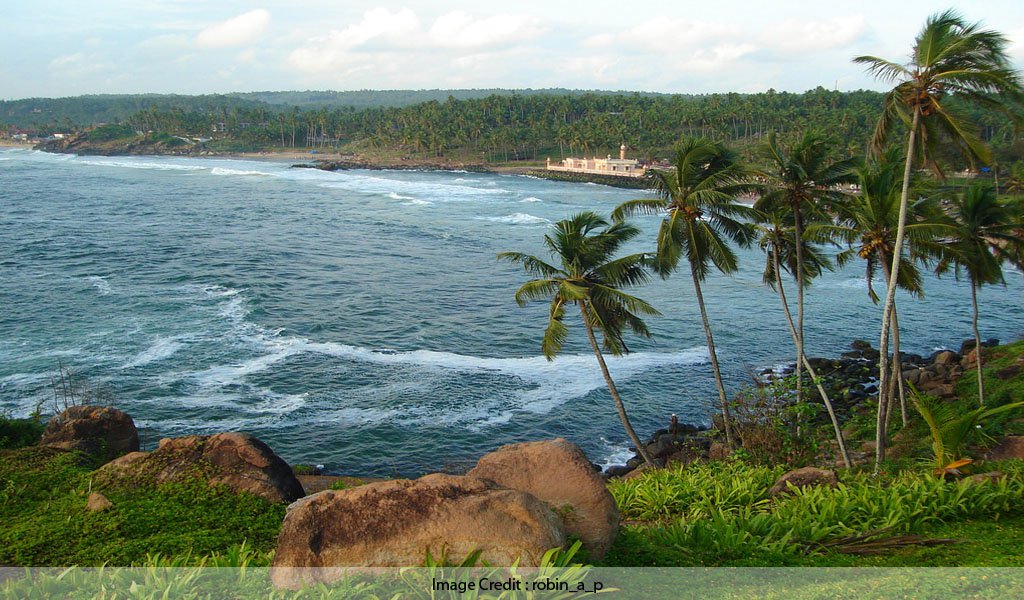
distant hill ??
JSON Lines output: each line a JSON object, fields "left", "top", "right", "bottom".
{"left": 0, "top": 94, "right": 269, "bottom": 131}
{"left": 229, "top": 89, "right": 673, "bottom": 109}
{"left": 0, "top": 90, "right": 673, "bottom": 130}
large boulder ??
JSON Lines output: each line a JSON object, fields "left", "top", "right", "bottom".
{"left": 769, "top": 467, "right": 839, "bottom": 497}
{"left": 97, "top": 432, "right": 303, "bottom": 503}
{"left": 270, "top": 474, "right": 565, "bottom": 589}
{"left": 985, "top": 436, "right": 1024, "bottom": 461}
{"left": 466, "top": 438, "right": 619, "bottom": 559}
{"left": 41, "top": 405, "right": 139, "bottom": 461}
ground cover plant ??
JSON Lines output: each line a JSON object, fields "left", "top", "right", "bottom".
{"left": 0, "top": 446, "right": 283, "bottom": 566}
{"left": 603, "top": 459, "right": 1024, "bottom": 567}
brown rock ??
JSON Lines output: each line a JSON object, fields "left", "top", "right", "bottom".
{"left": 961, "top": 349, "right": 979, "bottom": 369}
{"left": 967, "top": 471, "right": 1005, "bottom": 484}
{"left": 270, "top": 474, "right": 565, "bottom": 589}
{"left": 41, "top": 405, "right": 139, "bottom": 461}
{"left": 97, "top": 432, "right": 304, "bottom": 503}
{"left": 769, "top": 467, "right": 839, "bottom": 497}
{"left": 985, "top": 436, "right": 1024, "bottom": 461}
{"left": 934, "top": 351, "right": 959, "bottom": 367}
{"left": 995, "top": 364, "right": 1022, "bottom": 381}
{"left": 708, "top": 442, "right": 732, "bottom": 461}
{"left": 86, "top": 492, "right": 113, "bottom": 512}
{"left": 466, "top": 438, "right": 618, "bottom": 559}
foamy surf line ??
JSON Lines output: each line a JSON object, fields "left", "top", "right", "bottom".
{"left": 176, "top": 330, "right": 709, "bottom": 427}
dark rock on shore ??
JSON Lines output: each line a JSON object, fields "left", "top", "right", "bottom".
{"left": 304, "top": 158, "right": 489, "bottom": 173}
{"left": 41, "top": 405, "right": 139, "bottom": 462}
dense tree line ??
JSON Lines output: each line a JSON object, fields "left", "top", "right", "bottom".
{"left": 7, "top": 89, "right": 1021, "bottom": 167}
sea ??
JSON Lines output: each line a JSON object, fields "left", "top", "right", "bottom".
{"left": 1, "top": 148, "right": 1022, "bottom": 475}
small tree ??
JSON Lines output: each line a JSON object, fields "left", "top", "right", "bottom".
{"left": 936, "top": 183, "right": 1024, "bottom": 406}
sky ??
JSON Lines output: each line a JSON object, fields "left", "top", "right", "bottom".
{"left": 2, "top": 0, "right": 1023, "bottom": 99}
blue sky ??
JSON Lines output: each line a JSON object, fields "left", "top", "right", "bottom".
{"left": 2, "top": 1, "right": 1022, "bottom": 98}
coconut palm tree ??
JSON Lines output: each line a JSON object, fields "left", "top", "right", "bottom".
{"left": 756, "top": 131, "right": 858, "bottom": 406}
{"left": 853, "top": 9, "right": 1023, "bottom": 464}
{"left": 936, "top": 182, "right": 1024, "bottom": 406}
{"left": 499, "top": 211, "right": 661, "bottom": 466}
{"left": 612, "top": 137, "right": 755, "bottom": 446}
{"left": 834, "top": 148, "right": 951, "bottom": 442}
{"left": 756, "top": 207, "right": 853, "bottom": 468}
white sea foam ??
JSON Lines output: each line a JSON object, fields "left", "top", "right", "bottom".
{"left": 596, "top": 437, "right": 636, "bottom": 469}
{"left": 480, "top": 213, "right": 551, "bottom": 225}
{"left": 210, "top": 167, "right": 273, "bottom": 177}
{"left": 76, "top": 158, "right": 207, "bottom": 172}
{"left": 520, "top": 197, "right": 544, "bottom": 203}
{"left": 123, "top": 336, "right": 187, "bottom": 368}
{"left": 387, "top": 192, "right": 416, "bottom": 200}
{"left": 316, "top": 172, "right": 510, "bottom": 202}
{"left": 181, "top": 314, "right": 709, "bottom": 428}
{"left": 86, "top": 275, "right": 113, "bottom": 295}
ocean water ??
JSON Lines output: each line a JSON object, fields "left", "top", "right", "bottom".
{"left": 1, "top": 148, "right": 1022, "bottom": 475}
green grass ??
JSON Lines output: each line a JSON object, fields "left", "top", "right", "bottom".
{"left": 602, "top": 460, "right": 1024, "bottom": 567}
{"left": 0, "top": 446, "right": 283, "bottom": 566}
{"left": 956, "top": 340, "right": 1024, "bottom": 434}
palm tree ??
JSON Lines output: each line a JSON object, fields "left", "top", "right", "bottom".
{"left": 756, "top": 131, "right": 858, "bottom": 406}
{"left": 756, "top": 208, "right": 853, "bottom": 468}
{"left": 936, "top": 183, "right": 1024, "bottom": 406}
{"left": 853, "top": 9, "right": 1023, "bottom": 464}
{"left": 499, "top": 212, "right": 661, "bottom": 466}
{"left": 834, "top": 148, "right": 951, "bottom": 445}
{"left": 612, "top": 137, "right": 754, "bottom": 446}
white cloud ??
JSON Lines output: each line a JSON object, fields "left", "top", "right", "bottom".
{"left": 196, "top": 9, "right": 271, "bottom": 49}
{"left": 585, "top": 19, "right": 742, "bottom": 54}
{"left": 47, "top": 52, "right": 115, "bottom": 78}
{"left": 288, "top": 8, "right": 545, "bottom": 73}
{"left": 759, "top": 16, "right": 867, "bottom": 55}
{"left": 428, "top": 11, "right": 544, "bottom": 49}
{"left": 1007, "top": 26, "right": 1024, "bottom": 63}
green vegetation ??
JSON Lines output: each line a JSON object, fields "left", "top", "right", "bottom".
{"left": 0, "top": 414, "right": 44, "bottom": 449}
{"left": 604, "top": 460, "right": 1024, "bottom": 567}
{"left": 0, "top": 446, "right": 283, "bottom": 566}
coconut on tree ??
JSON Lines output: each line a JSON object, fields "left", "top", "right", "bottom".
{"left": 499, "top": 211, "right": 661, "bottom": 466}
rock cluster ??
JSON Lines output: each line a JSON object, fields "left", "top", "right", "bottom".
{"left": 271, "top": 439, "right": 618, "bottom": 586}
{"left": 270, "top": 474, "right": 566, "bottom": 589}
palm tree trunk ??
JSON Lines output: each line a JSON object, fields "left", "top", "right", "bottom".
{"left": 971, "top": 282, "right": 986, "bottom": 406}
{"left": 773, "top": 248, "right": 852, "bottom": 468}
{"left": 580, "top": 302, "right": 656, "bottom": 467}
{"left": 880, "top": 256, "right": 908, "bottom": 427}
{"left": 891, "top": 305, "right": 908, "bottom": 426}
{"left": 793, "top": 209, "right": 806, "bottom": 406}
{"left": 691, "top": 266, "right": 734, "bottom": 446}
{"left": 877, "top": 106, "right": 921, "bottom": 469}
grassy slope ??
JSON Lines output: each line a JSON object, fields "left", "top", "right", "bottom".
{"left": 0, "top": 446, "right": 283, "bottom": 566}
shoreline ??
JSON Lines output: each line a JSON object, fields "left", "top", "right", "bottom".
{"left": 17, "top": 142, "right": 646, "bottom": 186}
